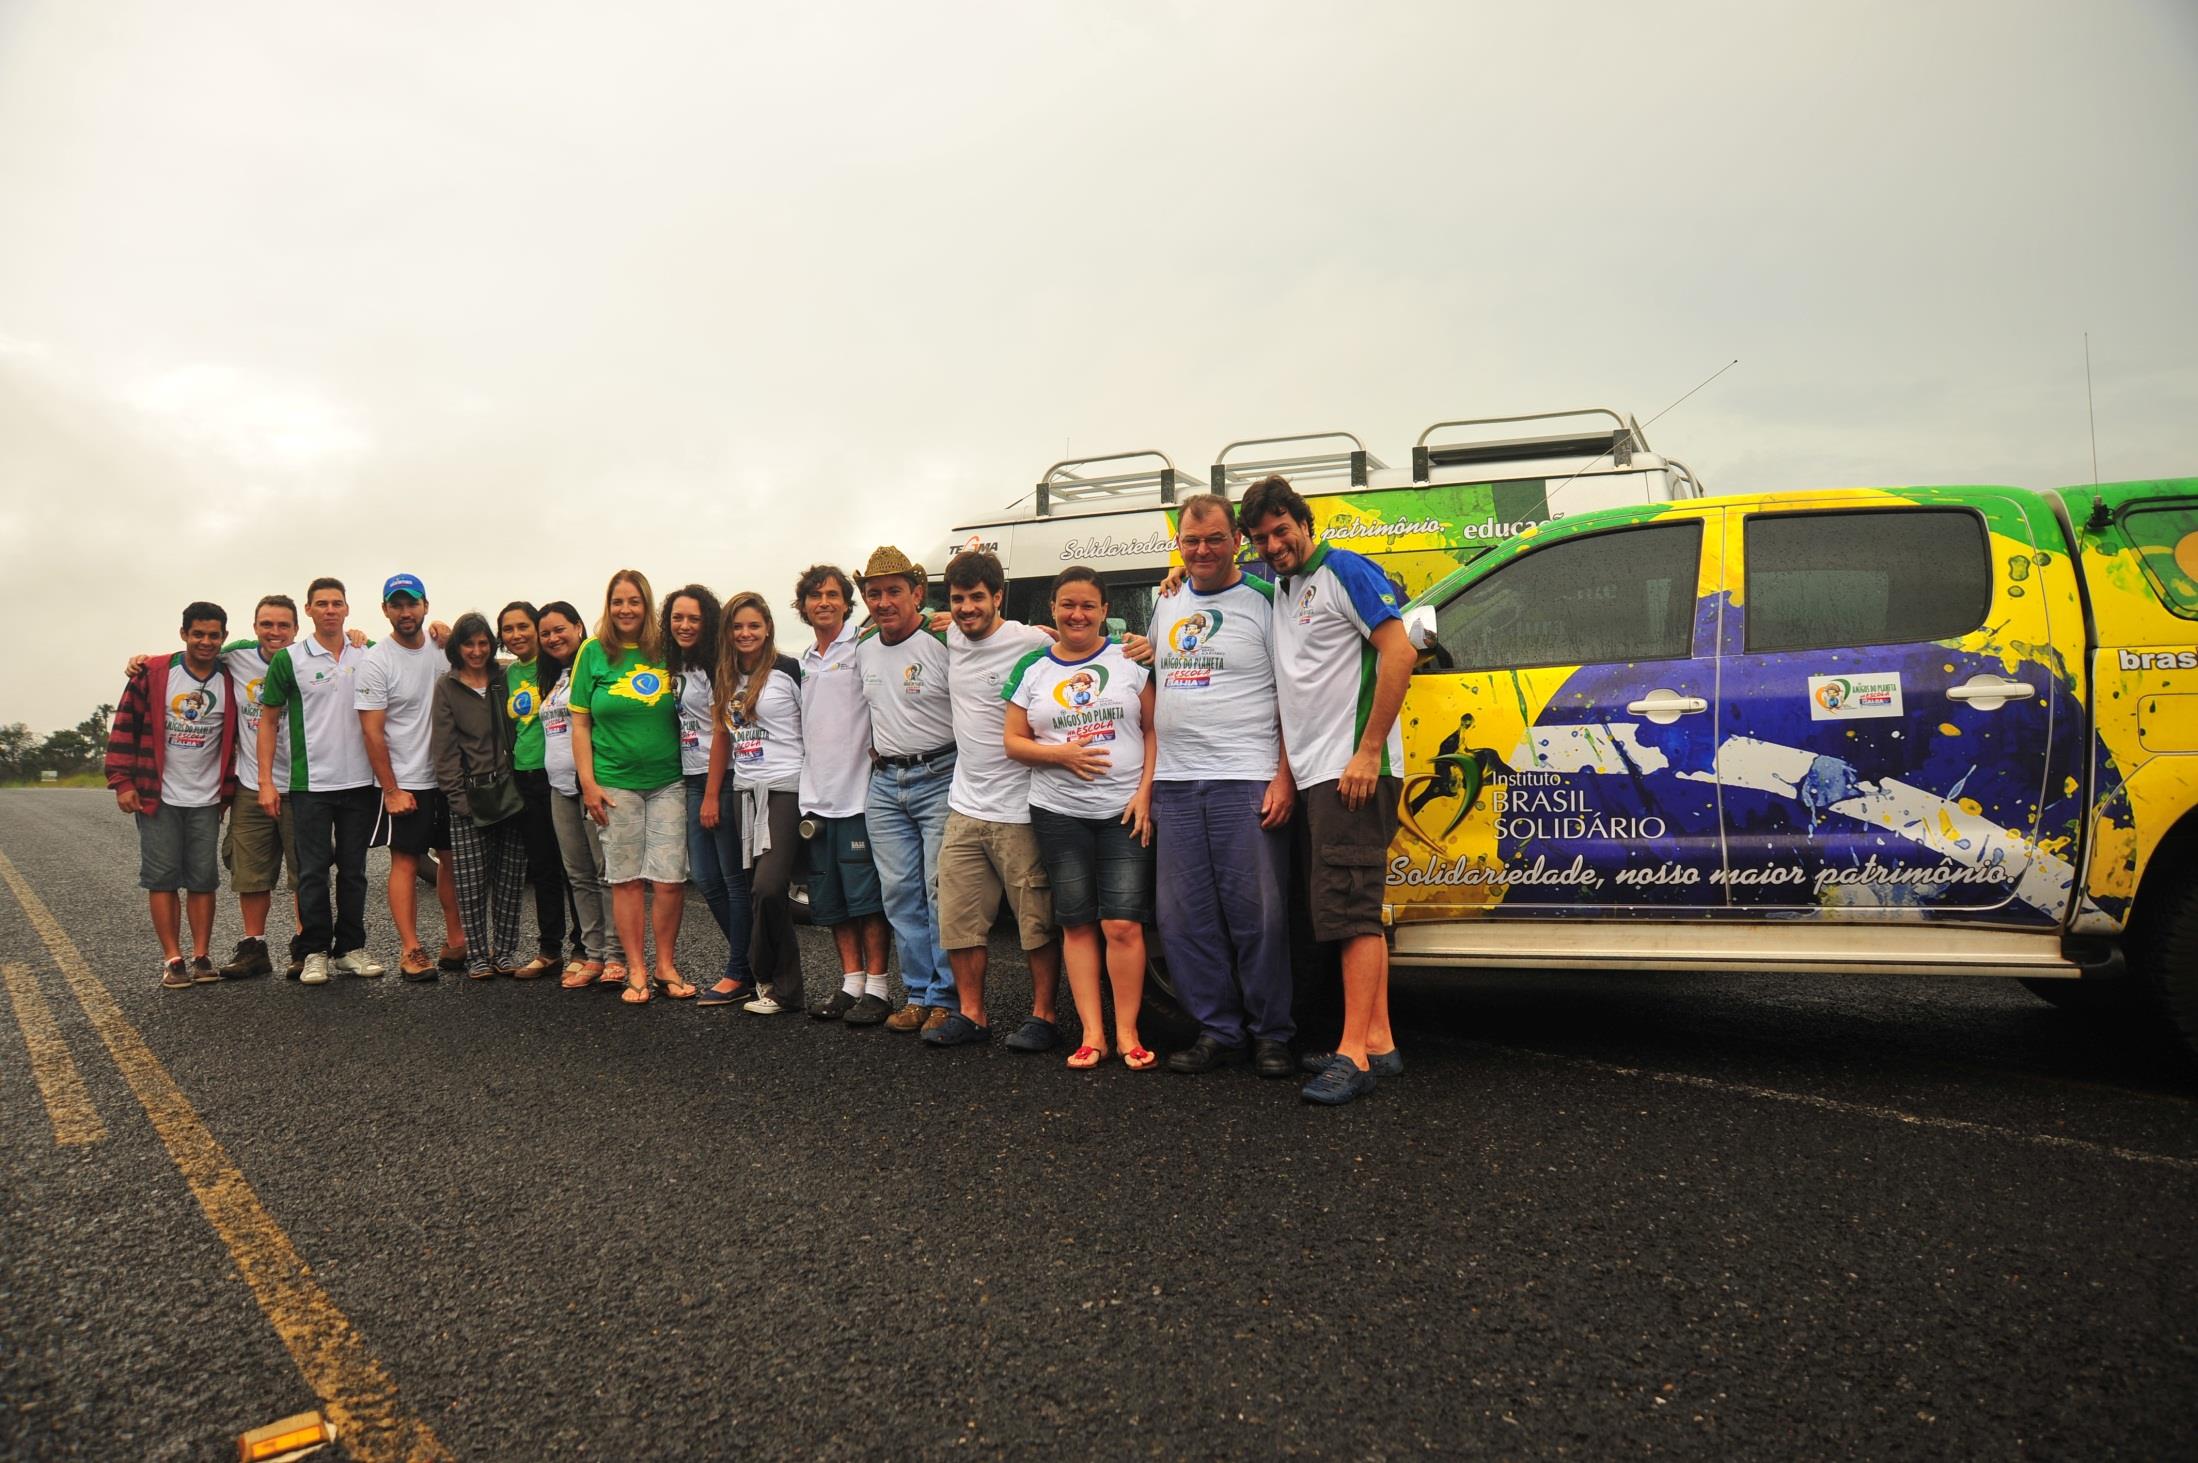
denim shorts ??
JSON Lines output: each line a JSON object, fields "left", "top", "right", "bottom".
{"left": 804, "top": 813, "right": 884, "bottom": 925}
{"left": 601, "top": 781, "right": 688, "bottom": 885}
{"left": 1028, "top": 804, "right": 1152, "bottom": 927}
{"left": 138, "top": 804, "right": 222, "bottom": 892}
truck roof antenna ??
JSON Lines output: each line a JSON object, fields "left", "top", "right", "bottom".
{"left": 1543, "top": 359, "right": 1738, "bottom": 508}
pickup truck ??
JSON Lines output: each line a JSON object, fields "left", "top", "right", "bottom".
{"left": 1385, "top": 479, "right": 2198, "bottom": 1051}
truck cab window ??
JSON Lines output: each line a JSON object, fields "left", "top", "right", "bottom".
{"left": 1745, "top": 508, "right": 1990, "bottom": 652}
{"left": 2119, "top": 503, "right": 2198, "bottom": 618}
{"left": 1434, "top": 522, "right": 1702, "bottom": 671}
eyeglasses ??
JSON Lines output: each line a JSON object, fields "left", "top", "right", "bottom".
{"left": 1177, "top": 534, "right": 1233, "bottom": 552}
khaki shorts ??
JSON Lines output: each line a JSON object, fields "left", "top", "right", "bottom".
{"left": 602, "top": 781, "right": 688, "bottom": 885}
{"left": 1303, "top": 777, "right": 1401, "bottom": 943}
{"left": 223, "top": 792, "right": 296, "bottom": 895}
{"left": 938, "top": 810, "right": 1053, "bottom": 951}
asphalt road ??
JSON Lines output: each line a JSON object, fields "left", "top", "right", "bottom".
{"left": 3, "top": 787, "right": 2195, "bottom": 1461}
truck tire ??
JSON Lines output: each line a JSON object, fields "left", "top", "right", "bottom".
{"left": 2128, "top": 863, "right": 2198, "bottom": 1057}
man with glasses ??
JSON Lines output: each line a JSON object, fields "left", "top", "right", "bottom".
{"left": 1151, "top": 494, "right": 1299, "bottom": 1078}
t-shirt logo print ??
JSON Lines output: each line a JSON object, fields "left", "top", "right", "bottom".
{"left": 1295, "top": 582, "right": 1320, "bottom": 623}
{"left": 902, "top": 664, "right": 925, "bottom": 696}
{"left": 1168, "top": 610, "right": 1219, "bottom": 654}
{"left": 610, "top": 667, "right": 670, "bottom": 705}
{"left": 169, "top": 687, "right": 214, "bottom": 722}
{"left": 1053, "top": 666, "right": 1109, "bottom": 710}
{"left": 508, "top": 687, "right": 536, "bottom": 722}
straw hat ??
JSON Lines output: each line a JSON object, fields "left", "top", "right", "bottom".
{"left": 857, "top": 545, "right": 926, "bottom": 588}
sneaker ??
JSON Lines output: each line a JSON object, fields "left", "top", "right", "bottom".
{"left": 922, "top": 1012, "right": 991, "bottom": 1048}
{"left": 190, "top": 956, "right": 221, "bottom": 984}
{"left": 844, "top": 993, "right": 892, "bottom": 1027}
{"left": 218, "top": 938, "right": 272, "bottom": 979}
{"left": 742, "top": 988, "right": 788, "bottom": 1015}
{"left": 885, "top": 1004, "right": 928, "bottom": 1033}
{"left": 921, "top": 1005, "right": 953, "bottom": 1034}
{"left": 161, "top": 958, "right": 193, "bottom": 989}
{"left": 811, "top": 990, "right": 858, "bottom": 1021}
{"left": 299, "top": 953, "right": 332, "bottom": 985}
{"left": 331, "top": 949, "right": 385, "bottom": 978}
{"left": 399, "top": 946, "right": 437, "bottom": 980}
{"left": 1300, "top": 1055, "right": 1378, "bottom": 1106}
{"left": 1297, "top": 1047, "right": 1405, "bottom": 1079}
{"left": 1003, "top": 1017, "right": 1059, "bottom": 1053}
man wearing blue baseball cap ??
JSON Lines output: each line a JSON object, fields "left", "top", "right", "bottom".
{"left": 358, "top": 572, "right": 466, "bottom": 980}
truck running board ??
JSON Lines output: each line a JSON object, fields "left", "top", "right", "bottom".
{"left": 1388, "top": 921, "right": 2082, "bottom": 979}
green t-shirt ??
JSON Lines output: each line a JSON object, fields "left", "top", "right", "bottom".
{"left": 569, "top": 638, "right": 680, "bottom": 790}
{"left": 506, "top": 657, "right": 546, "bottom": 772}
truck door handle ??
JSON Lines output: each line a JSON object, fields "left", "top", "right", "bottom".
{"left": 1945, "top": 675, "right": 2036, "bottom": 710}
{"left": 1625, "top": 691, "right": 1708, "bottom": 725}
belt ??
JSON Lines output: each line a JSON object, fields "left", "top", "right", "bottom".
{"left": 874, "top": 744, "right": 957, "bottom": 769}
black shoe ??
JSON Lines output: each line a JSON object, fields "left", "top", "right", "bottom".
{"left": 218, "top": 938, "right": 273, "bottom": 979}
{"left": 1166, "top": 1035, "right": 1243, "bottom": 1074}
{"left": 1252, "top": 1039, "right": 1295, "bottom": 1079}
{"left": 842, "top": 993, "right": 891, "bottom": 1026}
{"left": 812, "top": 990, "right": 858, "bottom": 1021}
{"left": 284, "top": 956, "right": 306, "bottom": 980}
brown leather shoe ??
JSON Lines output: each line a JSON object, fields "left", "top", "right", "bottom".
{"left": 399, "top": 946, "right": 437, "bottom": 980}
{"left": 510, "top": 955, "right": 555, "bottom": 980}
{"left": 921, "top": 1005, "right": 952, "bottom": 1034}
{"left": 885, "top": 1004, "right": 927, "bottom": 1033}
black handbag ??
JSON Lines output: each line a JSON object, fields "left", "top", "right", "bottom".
{"left": 464, "top": 675, "right": 526, "bottom": 828}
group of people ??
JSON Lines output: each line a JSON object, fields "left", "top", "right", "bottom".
{"left": 104, "top": 476, "right": 1414, "bottom": 1103}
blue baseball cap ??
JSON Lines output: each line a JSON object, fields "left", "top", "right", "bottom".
{"left": 382, "top": 573, "right": 427, "bottom": 603}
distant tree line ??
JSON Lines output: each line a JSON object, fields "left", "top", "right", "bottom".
{"left": 0, "top": 706, "right": 113, "bottom": 782}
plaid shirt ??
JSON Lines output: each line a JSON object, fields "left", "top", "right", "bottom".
{"left": 105, "top": 655, "right": 240, "bottom": 813}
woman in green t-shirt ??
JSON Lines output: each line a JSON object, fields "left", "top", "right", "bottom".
{"left": 497, "top": 599, "right": 573, "bottom": 978}
{"left": 570, "top": 568, "right": 693, "bottom": 1004}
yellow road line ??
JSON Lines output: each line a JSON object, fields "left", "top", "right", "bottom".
{"left": 0, "top": 850, "right": 451, "bottom": 1463}
{"left": 2, "top": 960, "right": 107, "bottom": 1146}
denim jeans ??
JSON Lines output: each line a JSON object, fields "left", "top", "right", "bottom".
{"left": 864, "top": 754, "right": 956, "bottom": 1010}
{"left": 686, "top": 772, "right": 747, "bottom": 942}
{"left": 1152, "top": 779, "right": 1292, "bottom": 1046}
{"left": 706, "top": 780, "right": 755, "bottom": 987}
{"left": 290, "top": 786, "right": 378, "bottom": 958}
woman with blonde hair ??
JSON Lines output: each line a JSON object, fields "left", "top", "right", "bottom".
{"left": 700, "top": 591, "right": 805, "bottom": 1014}
{"left": 570, "top": 569, "right": 693, "bottom": 1004}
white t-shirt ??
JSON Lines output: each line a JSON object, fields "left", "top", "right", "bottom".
{"left": 223, "top": 642, "right": 289, "bottom": 793}
{"left": 1152, "top": 576, "right": 1281, "bottom": 784}
{"left": 1271, "top": 543, "right": 1406, "bottom": 787}
{"left": 857, "top": 626, "right": 953, "bottom": 758}
{"left": 948, "top": 619, "right": 1050, "bottom": 823}
{"left": 159, "top": 661, "right": 228, "bottom": 808}
{"left": 799, "top": 622, "right": 872, "bottom": 818}
{"left": 542, "top": 666, "right": 578, "bottom": 797}
{"left": 726, "top": 657, "right": 804, "bottom": 793}
{"left": 676, "top": 666, "right": 715, "bottom": 777}
{"left": 1005, "top": 643, "right": 1151, "bottom": 819}
{"left": 354, "top": 636, "right": 447, "bottom": 792}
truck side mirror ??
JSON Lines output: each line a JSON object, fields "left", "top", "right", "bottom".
{"left": 1404, "top": 604, "right": 1438, "bottom": 650}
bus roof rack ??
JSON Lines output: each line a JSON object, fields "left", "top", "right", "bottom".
{"left": 1209, "top": 431, "right": 1386, "bottom": 496}
{"left": 1412, "top": 408, "right": 1649, "bottom": 482}
{"left": 1034, "top": 449, "right": 1197, "bottom": 517}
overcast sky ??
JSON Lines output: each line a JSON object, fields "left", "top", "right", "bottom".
{"left": 3, "top": 0, "right": 2193, "bottom": 734}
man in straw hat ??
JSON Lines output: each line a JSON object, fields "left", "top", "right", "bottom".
{"left": 853, "top": 546, "right": 959, "bottom": 1031}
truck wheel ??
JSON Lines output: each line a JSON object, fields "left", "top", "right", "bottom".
{"left": 2129, "top": 863, "right": 2198, "bottom": 1057}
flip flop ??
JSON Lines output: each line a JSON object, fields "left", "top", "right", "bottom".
{"left": 1122, "top": 1047, "right": 1157, "bottom": 1071}
{"left": 560, "top": 961, "right": 600, "bottom": 990}
{"left": 1066, "top": 1045, "right": 1106, "bottom": 1069}
{"left": 621, "top": 974, "right": 652, "bottom": 1005}
{"left": 599, "top": 961, "right": 627, "bottom": 987}
{"left": 656, "top": 971, "right": 696, "bottom": 1000}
